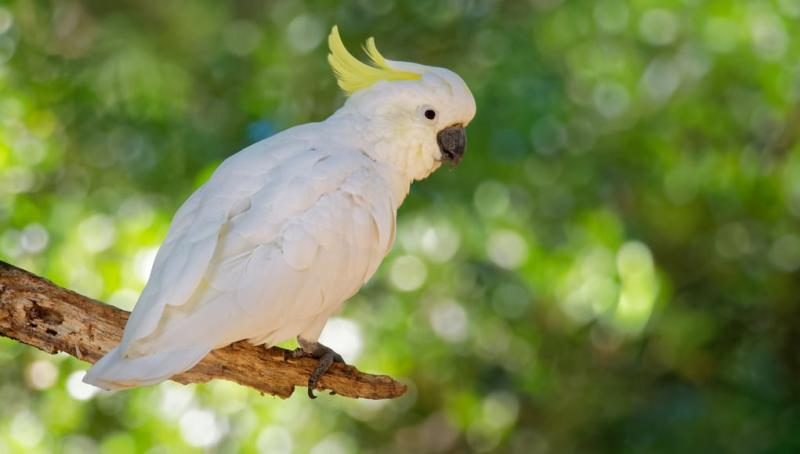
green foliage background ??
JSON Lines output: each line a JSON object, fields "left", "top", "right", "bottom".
{"left": 1, "top": 0, "right": 800, "bottom": 452}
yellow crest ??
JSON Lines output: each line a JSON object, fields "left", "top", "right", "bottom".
{"left": 328, "top": 26, "right": 422, "bottom": 95}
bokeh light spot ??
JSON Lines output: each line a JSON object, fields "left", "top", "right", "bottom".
{"left": 61, "top": 436, "right": 97, "bottom": 454}
{"left": 25, "top": 360, "right": 58, "bottom": 390}
{"left": 475, "top": 320, "right": 512, "bottom": 358}
{"left": 118, "top": 197, "right": 155, "bottom": 231}
{"left": 319, "top": 317, "right": 364, "bottom": 363}
{"left": 564, "top": 275, "right": 619, "bottom": 322}
{"left": 1, "top": 229, "right": 22, "bottom": 258}
{"left": 286, "top": 15, "right": 324, "bottom": 54}
{"left": 616, "top": 241, "right": 654, "bottom": 276}
{"left": 428, "top": 299, "right": 469, "bottom": 343}
{"left": 715, "top": 223, "right": 752, "bottom": 259}
{"left": 20, "top": 223, "right": 48, "bottom": 254}
{"left": 1, "top": 166, "right": 35, "bottom": 194}
{"left": 768, "top": 234, "right": 800, "bottom": 272}
{"left": 158, "top": 383, "right": 196, "bottom": 421}
{"left": 0, "top": 7, "right": 13, "bottom": 34}
{"left": 750, "top": 12, "right": 787, "bottom": 60}
{"left": 389, "top": 255, "right": 427, "bottom": 291}
{"left": 481, "top": 391, "right": 520, "bottom": 431}
{"left": 13, "top": 136, "right": 47, "bottom": 165}
{"left": 641, "top": 57, "right": 681, "bottom": 102}
{"left": 474, "top": 181, "right": 510, "bottom": 218}
{"left": 420, "top": 222, "right": 461, "bottom": 263}
{"left": 257, "top": 426, "right": 293, "bottom": 454}
{"left": 639, "top": 9, "right": 679, "bottom": 46}
{"left": 310, "top": 433, "right": 356, "bottom": 454}
{"left": 223, "top": 20, "right": 262, "bottom": 56}
{"left": 487, "top": 230, "right": 528, "bottom": 269}
{"left": 613, "top": 241, "right": 658, "bottom": 335}
{"left": 530, "top": 116, "right": 568, "bottom": 155}
{"left": 67, "top": 371, "right": 100, "bottom": 400}
{"left": 10, "top": 411, "right": 43, "bottom": 448}
{"left": 594, "top": 0, "right": 629, "bottom": 33}
{"left": 593, "top": 81, "right": 629, "bottom": 118}
{"left": 180, "top": 409, "right": 225, "bottom": 448}
{"left": 0, "top": 35, "right": 16, "bottom": 64}
{"left": 69, "top": 267, "right": 104, "bottom": 299}
{"left": 78, "top": 214, "right": 117, "bottom": 253}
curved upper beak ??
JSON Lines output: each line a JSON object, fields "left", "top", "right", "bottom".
{"left": 437, "top": 124, "right": 466, "bottom": 166}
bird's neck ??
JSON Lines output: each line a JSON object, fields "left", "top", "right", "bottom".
{"left": 325, "top": 108, "right": 441, "bottom": 185}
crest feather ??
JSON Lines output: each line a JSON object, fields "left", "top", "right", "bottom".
{"left": 328, "top": 26, "right": 421, "bottom": 95}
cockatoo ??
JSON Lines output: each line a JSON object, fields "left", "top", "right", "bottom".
{"left": 84, "top": 26, "right": 476, "bottom": 397}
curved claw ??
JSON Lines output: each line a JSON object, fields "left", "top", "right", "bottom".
{"left": 295, "top": 339, "right": 346, "bottom": 399}
{"left": 307, "top": 349, "right": 337, "bottom": 399}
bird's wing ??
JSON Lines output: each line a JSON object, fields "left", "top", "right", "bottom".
{"left": 120, "top": 141, "right": 398, "bottom": 356}
{"left": 206, "top": 163, "right": 395, "bottom": 348}
{"left": 118, "top": 134, "right": 315, "bottom": 350}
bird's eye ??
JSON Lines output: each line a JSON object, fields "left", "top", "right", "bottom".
{"left": 424, "top": 109, "right": 436, "bottom": 120}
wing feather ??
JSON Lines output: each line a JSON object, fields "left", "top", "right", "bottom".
{"left": 122, "top": 142, "right": 399, "bottom": 357}
{"left": 120, "top": 138, "right": 317, "bottom": 350}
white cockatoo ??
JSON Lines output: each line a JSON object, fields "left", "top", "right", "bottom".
{"left": 84, "top": 26, "right": 476, "bottom": 397}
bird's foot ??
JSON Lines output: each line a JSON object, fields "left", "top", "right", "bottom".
{"left": 291, "top": 339, "right": 344, "bottom": 399}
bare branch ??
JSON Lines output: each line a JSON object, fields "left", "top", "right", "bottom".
{"left": 0, "top": 261, "right": 406, "bottom": 400}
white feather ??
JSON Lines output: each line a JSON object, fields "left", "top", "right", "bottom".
{"left": 85, "top": 124, "right": 402, "bottom": 389}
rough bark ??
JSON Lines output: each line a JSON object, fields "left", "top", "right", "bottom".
{"left": 0, "top": 261, "right": 406, "bottom": 400}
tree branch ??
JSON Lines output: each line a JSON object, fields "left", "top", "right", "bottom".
{"left": 0, "top": 261, "right": 406, "bottom": 400}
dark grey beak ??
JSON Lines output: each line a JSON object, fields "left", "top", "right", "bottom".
{"left": 437, "top": 124, "right": 466, "bottom": 165}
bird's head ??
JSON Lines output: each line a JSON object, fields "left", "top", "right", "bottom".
{"left": 328, "top": 26, "right": 476, "bottom": 181}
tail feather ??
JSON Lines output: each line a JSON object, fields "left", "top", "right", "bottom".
{"left": 83, "top": 344, "right": 211, "bottom": 390}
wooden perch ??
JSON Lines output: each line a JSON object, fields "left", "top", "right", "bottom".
{"left": 0, "top": 261, "right": 406, "bottom": 400}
